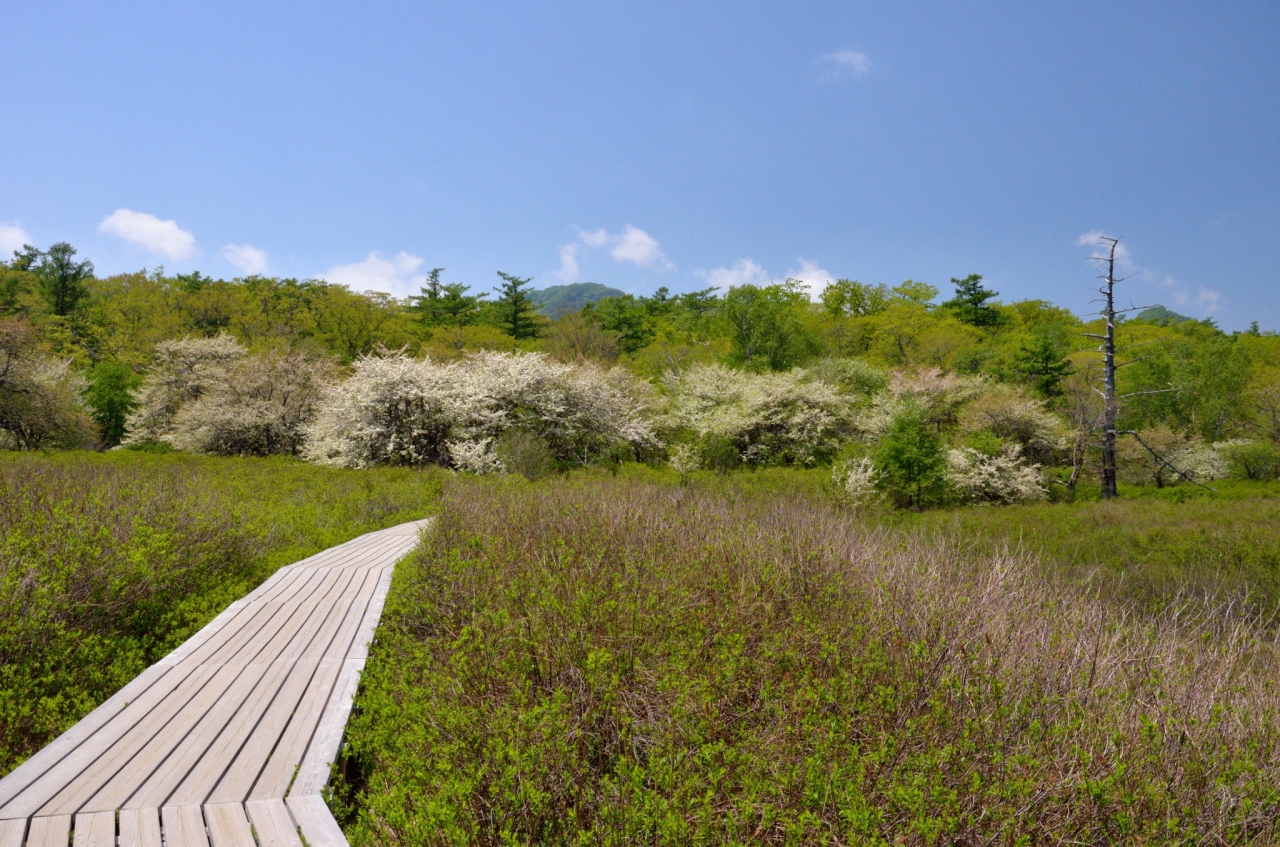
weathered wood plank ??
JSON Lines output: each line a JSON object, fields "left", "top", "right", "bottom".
{"left": 25, "top": 816, "right": 71, "bottom": 847}
{"left": 117, "top": 809, "right": 161, "bottom": 847}
{"left": 0, "top": 820, "right": 25, "bottom": 847}
{"left": 161, "top": 806, "right": 208, "bottom": 847}
{"left": 71, "top": 811, "right": 114, "bottom": 847}
{"left": 285, "top": 795, "right": 345, "bottom": 847}
{"left": 244, "top": 800, "right": 302, "bottom": 847}
{"left": 203, "top": 803, "right": 254, "bottom": 847}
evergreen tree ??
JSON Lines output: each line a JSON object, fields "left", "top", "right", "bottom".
{"left": 943, "top": 273, "right": 1000, "bottom": 328}
{"left": 492, "top": 272, "right": 540, "bottom": 340}
{"left": 33, "top": 242, "right": 94, "bottom": 316}
{"left": 1015, "top": 335, "right": 1074, "bottom": 398}
{"left": 412, "top": 268, "right": 484, "bottom": 327}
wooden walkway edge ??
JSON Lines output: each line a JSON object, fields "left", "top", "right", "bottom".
{"left": 0, "top": 519, "right": 430, "bottom": 847}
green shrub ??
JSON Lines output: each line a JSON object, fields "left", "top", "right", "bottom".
{"left": 336, "top": 476, "right": 1280, "bottom": 845}
{"left": 873, "top": 408, "right": 949, "bottom": 509}
{"left": 0, "top": 451, "right": 442, "bottom": 774}
{"left": 494, "top": 430, "right": 557, "bottom": 480}
{"left": 1222, "top": 440, "right": 1280, "bottom": 481}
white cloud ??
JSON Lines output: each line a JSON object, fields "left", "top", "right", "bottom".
{"left": 817, "top": 49, "right": 871, "bottom": 80}
{"left": 0, "top": 222, "right": 32, "bottom": 256}
{"left": 1077, "top": 231, "right": 1221, "bottom": 316}
{"left": 98, "top": 209, "right": 196, "bottom": 261}
{"left": 787, "top": 258, "right": 836, "bottom": 300}
{"left": 554, "top": 243, "right": 581, "bottom": 282}
{"left": 554, "top": 225, "right": 674, "bottom": 281}
{"left": 696, "top": 258, "right": 769, "bottom": 291}
{"left": 222, "top": 243, "right": 268, "bottom": 276}
{"left": 322, "top": 251, "right": 425, "bottom": 297}
{"left": 610, "top": 225, "right": 674, "bottom": 270}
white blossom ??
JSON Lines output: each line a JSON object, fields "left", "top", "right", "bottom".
{"left": 946, "top": 444, "right": 1047, "bottom": 505}
{"left": 663, "top": 364, "right": 853, "bottom": 465}
{"left": 832, "top": 457, "right": 880, "bottom": 509}
{"left": 123, "top": 335, "right": 245, "bottom": 444}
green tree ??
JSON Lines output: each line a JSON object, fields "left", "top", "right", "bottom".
{"left": 820, "top": 279, "right": 889, "bottom": 318}
{"left": 411, "top": 268, "right": 484, "bottom": 327}
{"left": 589, "top": 295, "right": 654, "bottom": 354}
{"left": 1015, "top": 334, "right": 1074, "bottom": 398}
{"left": 873, "top": 409, "right": 949, "bottom": 509}
{"left": 33, "top": 243, "right": 94, "bottom": 316}
{"left": 718, "top": 280, "right": 818, "bottom": 371}
{"left": 943, "top": 273, "right": 1000, "bottom": 328}
{"left": 491, "top": 272, "right": 541, "bottom": 340}
{"left": 84, "top": 359, "right": 141, "bottom": 446}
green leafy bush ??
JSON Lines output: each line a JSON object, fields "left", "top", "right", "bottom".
{"left": 0, "top": 451, "right": 441, "bottom": 774}
{"left": 335, "top": 475, "right": 1280, "bottom": 845}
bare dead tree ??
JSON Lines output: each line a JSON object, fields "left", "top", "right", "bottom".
{"left": 1082, "top": 236, "right": 1187, "bottom": 498}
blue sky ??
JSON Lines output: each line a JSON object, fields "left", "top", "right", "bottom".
{"left": 3, "top": 2, "right": 1278, "bottom": 329}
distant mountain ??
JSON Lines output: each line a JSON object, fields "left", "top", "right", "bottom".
{"left": 1133, "top": 305, "right": 1193, "bottom": 326}
{"left": 530, "top": 282, "right": 627, "bottom": 317}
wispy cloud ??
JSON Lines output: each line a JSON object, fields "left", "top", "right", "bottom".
{"left": 0, "top": 222, "right": 32, "bottom": 256}
{"left": 323, "top": 250, "right": 425, "bottom": 297}
{"left": 222, "top": 243, "right": 268, "bottom": 276}
{"left": 98, "top": 209, "right": 196, "bottom": 261}
{"left": 1077, "top": 231, "right": 1221, "bottom": 316}
{"left": 816, "top": 49, "right": 871, "bottom": 81}
{"left": 787, "top": 258, "right": 836, "bottom": 299}
{"left": 554, "top": 225, "right": 674, "bottom": 281}
{"left": 696, "top": 258, "right": 770, "bottom": 291}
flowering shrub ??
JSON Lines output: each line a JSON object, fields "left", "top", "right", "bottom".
{"left": 303, "top": 349, "right": 656, "bottom": 470}
{"left": 663, "top": 364, "right": 853, "bottom": 465}
{"left": 831, "top": 456, "right": 879, "bottom": 509}
{"left": 166, "top": 352, "right": 335, "bottom": 456}
{"left": 123, "top": 335, "right": 245, "bottom": 444}
{"left": 857, "top": 368, "right": 986, "bottom": 437}
{"left": 0, "top": 320, "right": 93, "bottom": 449}
{"left": 946, "top": 444, "right": 1047, "bottom": 505}
{"left": 1117, "top": 427, "right": 1231, "bottom": 486}
{"left": 959, "top": 384, "right": 1068, "bottom": 465}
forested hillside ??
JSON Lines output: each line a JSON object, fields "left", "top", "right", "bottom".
{"left": 2, "top": 241, "right": 1278, "bottom": 502}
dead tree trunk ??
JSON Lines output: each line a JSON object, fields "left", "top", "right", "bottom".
{"left": 1099, "top": 237, "right": 1120, "bottom": 499}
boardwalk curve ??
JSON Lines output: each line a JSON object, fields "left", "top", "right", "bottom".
{"left": 0, "top": 519, "right": 430, "bottom": 847}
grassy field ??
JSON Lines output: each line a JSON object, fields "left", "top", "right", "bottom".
{"left": 0, "top": 450, "right": 443, "bottom": 774}
{"left": 335, "top": 472, "right": 1280, "bottom": 845}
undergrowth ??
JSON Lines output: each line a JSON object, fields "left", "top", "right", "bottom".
{"left": 336, "top": 474, "right": 1280, "bottom": 845}
{"left": 0, "top": 450, "right": 443, "bottom": 775}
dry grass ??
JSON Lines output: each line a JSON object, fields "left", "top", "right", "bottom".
{"left": 338, "top": 475, "right": 1280, "bottom": 845}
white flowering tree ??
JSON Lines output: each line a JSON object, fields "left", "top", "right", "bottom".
{"left": 123, "top": 335, "right": 245, "bottom": 445}
{"left": 946, "top": 444, "right": 1047, "bottom": 505}
{"left": 0, "top": 320, "right": 94, "bottom": 449}
{"left": 166, "top": 351, "right": 335, "bottom": 456}
{"left": 303, "top": 349, "right": 657, "bottom": 471}
{"left": 663, "top": 363, "right": 854, "bottom": 465}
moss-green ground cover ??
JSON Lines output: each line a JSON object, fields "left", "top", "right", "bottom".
{"left": 0, "top": 450, "right": 443, "bottom": 774}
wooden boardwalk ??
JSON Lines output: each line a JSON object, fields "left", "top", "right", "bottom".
{"left": 0, "top": 519, "right": 429, "bottom": 847}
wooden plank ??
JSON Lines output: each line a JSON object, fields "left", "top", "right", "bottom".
{"left": 291, "top": 658, "right": 365, "bottom": 797}
{"left": 25, "top": 816, "right": 71, "bottom": 847}
{"left": 285, "top": 794, "right": 346, "bottom": 847}
{"left": 248, "top": 592, "right": 379, "bottom": 799}
{"left": 118, "top": 809, "right": 162, "bottom": 847}
{"left": 244, "top": 800, "right": 302, "bottom": 847}
{"left": 161, "top": 806, "right": 208, "bottom": 847}
{"left": 203, "top": 803, "right": 254, "bottom": 847}
{"left": 207, "top": 602, "right": 356, "bottom": 803}
{"left": 71, "top": 811, "right": 114, "bottom": 847}
{"left": 1, "top": 665, "right": 200, "bottom": 820}
{"left": 0, "top": 820, "right": 25, "bottom": 847}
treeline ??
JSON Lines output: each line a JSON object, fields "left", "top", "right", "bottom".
{"left": 2, "top": 241, "right": 1278, "bottom": 500}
